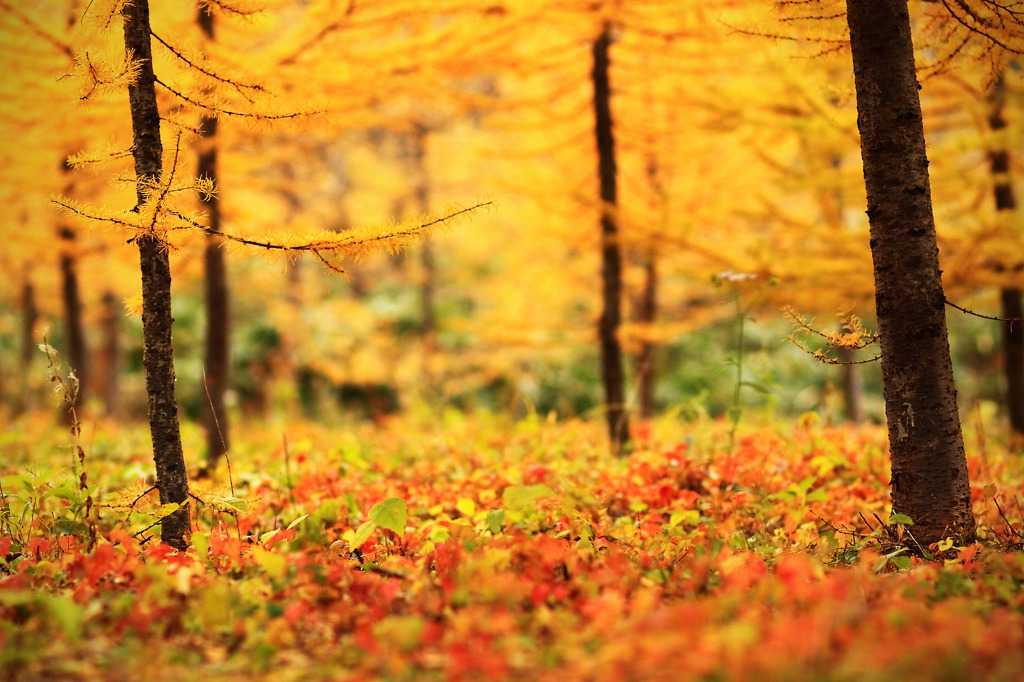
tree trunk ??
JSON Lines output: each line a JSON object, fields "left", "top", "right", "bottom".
{"left": 197, "top": 4, "right": 230, "bottom": 475}
{"left": 94, "top": 290, "right": 121, "bottom": 417}
{"left": 592, "top": 24, "right": 630, "bottom": 454}
{"left": 635, "top": 248, "right": 657, "bottom": 419}
{"left": 17, "top": 278, "right": 38, "bottom": 414}
{"left": 59, "top": 226, "right": 89, "bottom": 409}
{"left": 123, "top": 0, "right": 190, "bottom": 550}
{"left": 846, "top": 0, "right": 975, "bottom": 545}
{"left": 1002, "top": 290, "right": 1024, "bottom": 441}
{"left": 987, "top": 72, "right": 1024, "bottom": 443}
{"left": 838, "top": 345, "right": 866, "bottom": 424}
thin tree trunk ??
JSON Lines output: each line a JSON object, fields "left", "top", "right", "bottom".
{"left": 123, "top": 0, "right": 190, "bottom": 550}
{"left": 838, "top": 345, "right": 866, "bottom": 424}
{"left": 635, "top": 249, "right": 657, "bottom": 418}
{"left": 197, "top": 5, "right": 230, "bottom": 476}
{"left": 17, "top": 278, "right": 38, "bottom": 414}
{"left": 59, "top": 226, "right": 89, "bottom": 409}
{"left": 829, "top": 156, "right": 865, "bottom": 424}
{"left": 634, "top": 152, "right": 662, "bottom": 420}
{"left": 1002, "top": 290, "right": 1024, "bottom": 441}
{"left": 846, "top": 0, "right": 975, "bottom": 544}
{"left": 987, "top": 72, "right": 1024, "bottom": 443}
{"left": 95, "top": 290, "right": 121, "bottom": 417}
{"left": 592, "top": 25, "right": 630, "bottom": 454}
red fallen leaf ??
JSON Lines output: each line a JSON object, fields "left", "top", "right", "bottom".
{"left": 352, "top": 619, "right": 379, "bottom": 654}
{"left": 27, "top": 537, "right": 50, "bottom": 559}
{"left": 529, "top": 582, "right": 549, "bottom": 607}
{"left": 959, "top": 545, "right": 980, "bottom": 573}
{"left": 0, "top": 536, "right": 10, "bottom": 558}
{"left": 106, "top": 528, "right": 135, "bottom": 548}
{"left": 283, "top": 599, "right": 311, "bottom": 626}
{"left": 656, "top": 482, "right": 677, "bottom": 507}
{"left": 57, "top": 535, "right": 77, "bottom": 553}
{"left": 632, "top": 421, "right": 653, "bottom": 444}
{"left": 146, "top": 541, "right": 183, "bottom": 562}
{"left": 262, "top": 527, "right": 296, "bottom": 549}
{"left": 721, "top": 554, "right": 769, "bottom": 591}
{"left": 524, "top": 464, "right": 547, "bottom": 484}
{"left": 81, "top": 543, "right": 118, "bottom": 587}
{"left": 445, "top": 640, "right": 510, "bottom": 682}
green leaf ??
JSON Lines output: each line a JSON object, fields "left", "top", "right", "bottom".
{"left": 886, "top": 513, "right": 914, "bottom": 526}
{"left": 502, "top": 484, "right": 556, "bottom": 511}
{"left": 47, "top": 594, "right": 83, "bottom": 643}
{"left": 575, "top": 539, "right": 595, "bottom": 553}
{"left": 213, "top": 497, "right": 250, "bottom": 515}
{"left": 350, "top": 520, "right": 376, "bottom": 549}
{"left": 344, "top": 493, "right": 361, "bottom": 518}
{"left": 286, "top": 514, "right": 309, "bottom": 530}
{"left": 486, "top": 509, "right": 505, "bottom": 534}
{"left": 369, "top": 498, "right": 408, "bottom": 536}
{"left": 373, "top": 615, "right": 426, "bottom": 653}
{"left": 192, "top": 532, "right": 209, "bottom": 559}
{"left": 669, "top": 510, "right": 700, "bottom": 527}
{"left": 629, "top": 500, "right": 648, "bottom": 513}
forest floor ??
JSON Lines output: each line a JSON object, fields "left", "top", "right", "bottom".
{"left": 2, "top": 408, "right": 1024, "bottom": 681}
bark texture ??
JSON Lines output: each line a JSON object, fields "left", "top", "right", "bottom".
{"left": 846, "top": 0, "right": 975, "bottom": 544}
{"left": 592, "top": 25, "right": 630, "bottom": 454}
{"left": 987, "top": 73, "right": 1024, "bottom": 442}
{"left": 123, "top": 0, "right": 190, "bottom": 550}
{"left": 197, "top": 5, "right": 230, "bottom": 474}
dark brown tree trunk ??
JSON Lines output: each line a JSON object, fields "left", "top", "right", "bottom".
{"left": 635, "top": 249, "right": 657, "bottom": 419}
{"left": 59, "top": 226, "right": 89, "bottom": 408}
{"left": 838, "top": 345, "right": 866, "bottom": 424}
{"left": 197, "top": 4, "right": 230, "bottom": 476}
{"left": 592, "top": 25, "right": 630, "bottom": 454}
{"left": 17, "top": 278, "right": 38, "bottom": 414}
{"left": 987, "top": 72, "right": 1024, "bottom": 443}
{"left": 829, "top": 157, "right": 865, "bottom": 424}
{"left": 1002, "top": 290, "right": 1024, "bottom": 441}
{"left": 123, "top": 0, "right": 190, "bottom": 550}
{"left": 634, "top": 152, "right": 662, "bottom": 420}
{"left": 94, "top": 290, "right": 121, "bottom": 417}
{"left": 846, "top": 0, "right": 975, "bottom": 545}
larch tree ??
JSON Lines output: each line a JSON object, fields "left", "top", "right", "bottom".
{"left": 987, "top": 70, "right": 1024, "bottom": 443}
{"left": 122, "top": 0, "right": 192, "bottom": 550}
{"left": 844, "top": 0, "right": 975, "bottom": 545}
{"left": 767, "top": 0, "right": 1024, "bottom": 543}
{"left": 592, "top": 23, "right": 630, "bottom": 454}
{"left": 58, "top": 159, "right": 91, "bottom": 412}
{"left": 196, "top": 3, "right": 230, "bottom": 476}
{"left": 50, "top": 1, "right": 491, "bottom": 550}
{"left": 19, "top": 279, "right": 39, "bottom": 414}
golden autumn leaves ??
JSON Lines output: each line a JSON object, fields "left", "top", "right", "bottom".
{"left": 53, "top": 129, "right": 495, "bottom": 280}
